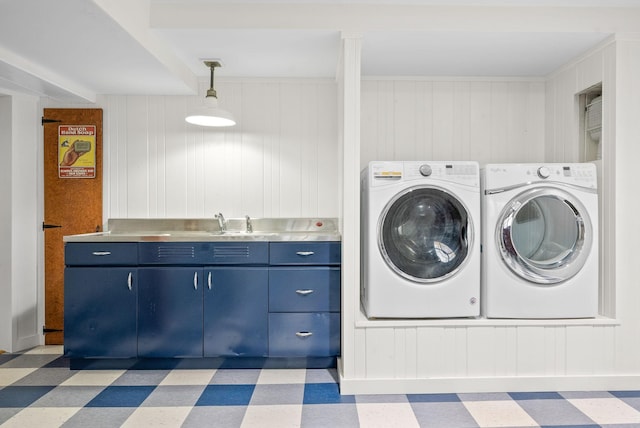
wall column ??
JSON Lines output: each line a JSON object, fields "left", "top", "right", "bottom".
{"left": 0, "top": 93, "right": 42, "bottom": 352}
{"left": 337, "top": 32, "right": 362, "bottom": 386}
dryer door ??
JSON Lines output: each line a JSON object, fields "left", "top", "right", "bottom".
{"left": 497, "top": 187, "right": 593, "bottom": 284}
{"left": 378, "top": 186, "right": 473, "bottom": 283}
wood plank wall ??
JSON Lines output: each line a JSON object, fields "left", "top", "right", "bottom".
{"left": 342, "top": 41, "right": 629, "bottom": 392}
{"left": 361, "top": 79, "right": 545, "bottom": 167}
{"left": 99, "top": 79, "right": 339, "bottom": 220}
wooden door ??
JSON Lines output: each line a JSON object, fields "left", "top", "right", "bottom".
{"left": 43, "top": 108, "right": 103, "bottom": 345}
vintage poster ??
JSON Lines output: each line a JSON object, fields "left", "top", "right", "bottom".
{"left": 58, "top": 125, "right": 96, "bottom": 178}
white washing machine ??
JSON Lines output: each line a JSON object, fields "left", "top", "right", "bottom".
{"left": 482, "top": 163, "right": 599, "bottom": 319}
{"left": 361, "top": 161, "right": 481, "bottom": 318}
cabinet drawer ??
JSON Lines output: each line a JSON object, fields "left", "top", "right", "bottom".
{"left": 268, "top": 313, "right": 340, "bottom": 357}
{"left": 139, "top": 242, "right": 269, "bottom": 265}
{"left": 269, "top": 242, "right": 341, "bottom": 265}
{"left": 269, "top": 268, "right": 340, "bottom": 312}
{"left": 65, "top": 243, "right": 138, "bottom": 266}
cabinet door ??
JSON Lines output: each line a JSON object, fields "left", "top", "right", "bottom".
{"left": 138, "top": 267, "right": 203, "bottom": 357}
{"left": 64, "top": 267, "right": 137, "bottom": 358}
{"left": 204, "top": 267, "right": 268, "bottom": 357}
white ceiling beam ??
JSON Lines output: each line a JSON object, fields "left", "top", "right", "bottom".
{"left": 0, "top": 45, "right": 96, "bottom": 103}
{"left": 92, "top": 0, "right": 199, "bottom": 94}
{"left": 150, "top": 4, "right": 640, "bottom": 33}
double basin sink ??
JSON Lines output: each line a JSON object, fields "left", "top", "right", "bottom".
{"left": 63, "top": 218, "right": 341, "bottom": 242}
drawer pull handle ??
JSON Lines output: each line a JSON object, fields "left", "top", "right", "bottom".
{"left": 295, "top": 289, "right": 314, "bottom": 296}
{"left": 295, "top": 331, "right": 313, "bottom": 338}
{"left": 127, "top": 272, "right": 133, "bottom": 291}
{"left": 193, "top": 272, "right": 198, "bottom": 290}
{"left": 92, "top": 251, "right": 111, "bottom": 256}
{"left": 296, "top": 251, "right": 315, "bottom": 256}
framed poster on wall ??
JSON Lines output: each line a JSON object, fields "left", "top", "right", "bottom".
{"left": 58, "top": 125, "right": 96, "bottom": 178}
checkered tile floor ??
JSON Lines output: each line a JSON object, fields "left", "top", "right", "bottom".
{"left": 2, "top": 347, "right": 640, "bottom": 427}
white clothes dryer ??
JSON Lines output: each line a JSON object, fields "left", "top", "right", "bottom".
{"left": 361, "top": 161, "right": 481, "bottom": 318}
{"left": 481, "top": 163, "right": 599, "bottom": 319}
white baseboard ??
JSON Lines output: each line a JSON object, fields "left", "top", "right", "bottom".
{"left": 337, "top": 360, "right": 640, "bottom": 395}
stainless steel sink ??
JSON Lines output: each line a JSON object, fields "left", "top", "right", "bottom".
{"left": 63, "top": 218, "right": 340, "bottom": 242}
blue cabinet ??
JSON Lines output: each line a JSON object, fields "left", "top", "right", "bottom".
{"left": 204, "top": 267, "right": 268, "bottom": 357}
{"left": 64, "top": 243, "right": 138, "bottom": 358}
{"left": 138, "top": 267, "right": 204, "bottom": 358}
{"left": 64, "top": 267, "right": 137, "bottom": 358}
{"left": 268, "top": 242, "right": 341, "bottom": 358}
{"left": 64, "top": 240, "right": 341, "bottom": 365}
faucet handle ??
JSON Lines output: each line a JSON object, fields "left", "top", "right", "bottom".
{"left": 215, "top": 212, "right": 226, "bottom": 231}
{"left": 245, "top": 215, "right": 253, "bottom": 233}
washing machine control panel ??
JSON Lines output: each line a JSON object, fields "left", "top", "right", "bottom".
{"left": 404, "top": 162, "right": 479, "bottom": 186}
{"left": 368, "top": 161, "right": 480, "bottom": 187}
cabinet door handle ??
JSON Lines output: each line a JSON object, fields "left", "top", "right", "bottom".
{"left": 127, "top": 272, "right": 132, "bottom": 291}
{"left": 207, "top": 272, "right": 212, "bottom": 290}
{"left": 92, "top": 251, "right": 111, "bottom": 256}
{"left": 295, "top": 331, "right": 313, "bottom": 338}
{"left": 193, "top": 272, "right": 198, "bottom": 290}
{"left": 296, "top": 251, "right": 314, "bottom": 256}
{"left": 295, "top": 289, "right": 314, "bottom": 296}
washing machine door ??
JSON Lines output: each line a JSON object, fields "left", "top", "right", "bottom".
{"left": 497, "top": 186, "right": 593, "bottom": 284}
{"left": 378, "top": 186, "right": 473, "bottom": 283}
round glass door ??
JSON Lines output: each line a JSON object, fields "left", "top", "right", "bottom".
{"left": 378, "top": 186, "right": 472, "bottom": 283}
{"left": 497, "top": 187, "right": 593, "bottom": 284}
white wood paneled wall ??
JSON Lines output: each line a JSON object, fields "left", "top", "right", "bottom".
{"left": 546, "top": 39, "right": 616, "bottom": 318}
{"left": 360, "top": 79, "right": 545, "bottom": 167}
{"left": 340, "top": 39, "right": 640, "bottom": 394}
{"left": 100, "top": 79, "right": 339, "bottom": 220}
{"left": 0, "top": 94, "right": 40, "bottom": 353}
{"left": 352, "top": 323, "right": 617, "bottom": 380}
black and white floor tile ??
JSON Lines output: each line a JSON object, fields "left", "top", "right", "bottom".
{"left": 2, "top": 346, "right": 640, "bottom": 427}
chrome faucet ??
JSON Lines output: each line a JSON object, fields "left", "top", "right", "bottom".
{"left": 245, "top": 215, "right": 253, "bottom": 233}
{"left": 215, "top": 212, "right": 226, "bottom": 232}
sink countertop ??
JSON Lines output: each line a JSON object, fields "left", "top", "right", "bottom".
{"left": 63, "top": 218, "right": 341, "bottom": 242}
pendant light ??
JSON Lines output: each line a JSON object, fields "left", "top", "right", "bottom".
{"left": 185, "top": 60, "right": 236, "bottom": 127}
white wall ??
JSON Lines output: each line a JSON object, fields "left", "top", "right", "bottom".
{"left": 0, "top": 94, "right": 41, "bottom": 353}
{"left": 361, "top": 78, "right": 545, "bottom": 167}
{"left": 339, "top": 37, "right": 640, "bottom": 395}
{"left": 611, "top": 37, "right": 640, "bottom": 373}
{"left": 97, "top": 79, "right": 339, "bottom": 221}
{"left": 546, "top": 38, "right": 616, "bottom": 317}
{"left": 0, "top": 96, "right": 11, "bottom": 351}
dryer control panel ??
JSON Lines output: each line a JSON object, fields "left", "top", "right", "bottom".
{"left": 484, "top": 163, "right": 597, "bottom": 190}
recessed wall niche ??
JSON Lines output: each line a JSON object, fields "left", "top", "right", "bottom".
{"left": 579, "top": 83, "right": 603, "bottom": 162}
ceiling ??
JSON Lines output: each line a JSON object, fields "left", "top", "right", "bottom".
{"left": 1, "top": 0, "right": 639, "bottom": 103}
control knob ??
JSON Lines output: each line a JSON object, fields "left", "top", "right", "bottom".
{"left": 537, "top": 166, "right": 551, "bottom": 179}
{"left": 419, "top": 164, "right": 432, "bottom": 177}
